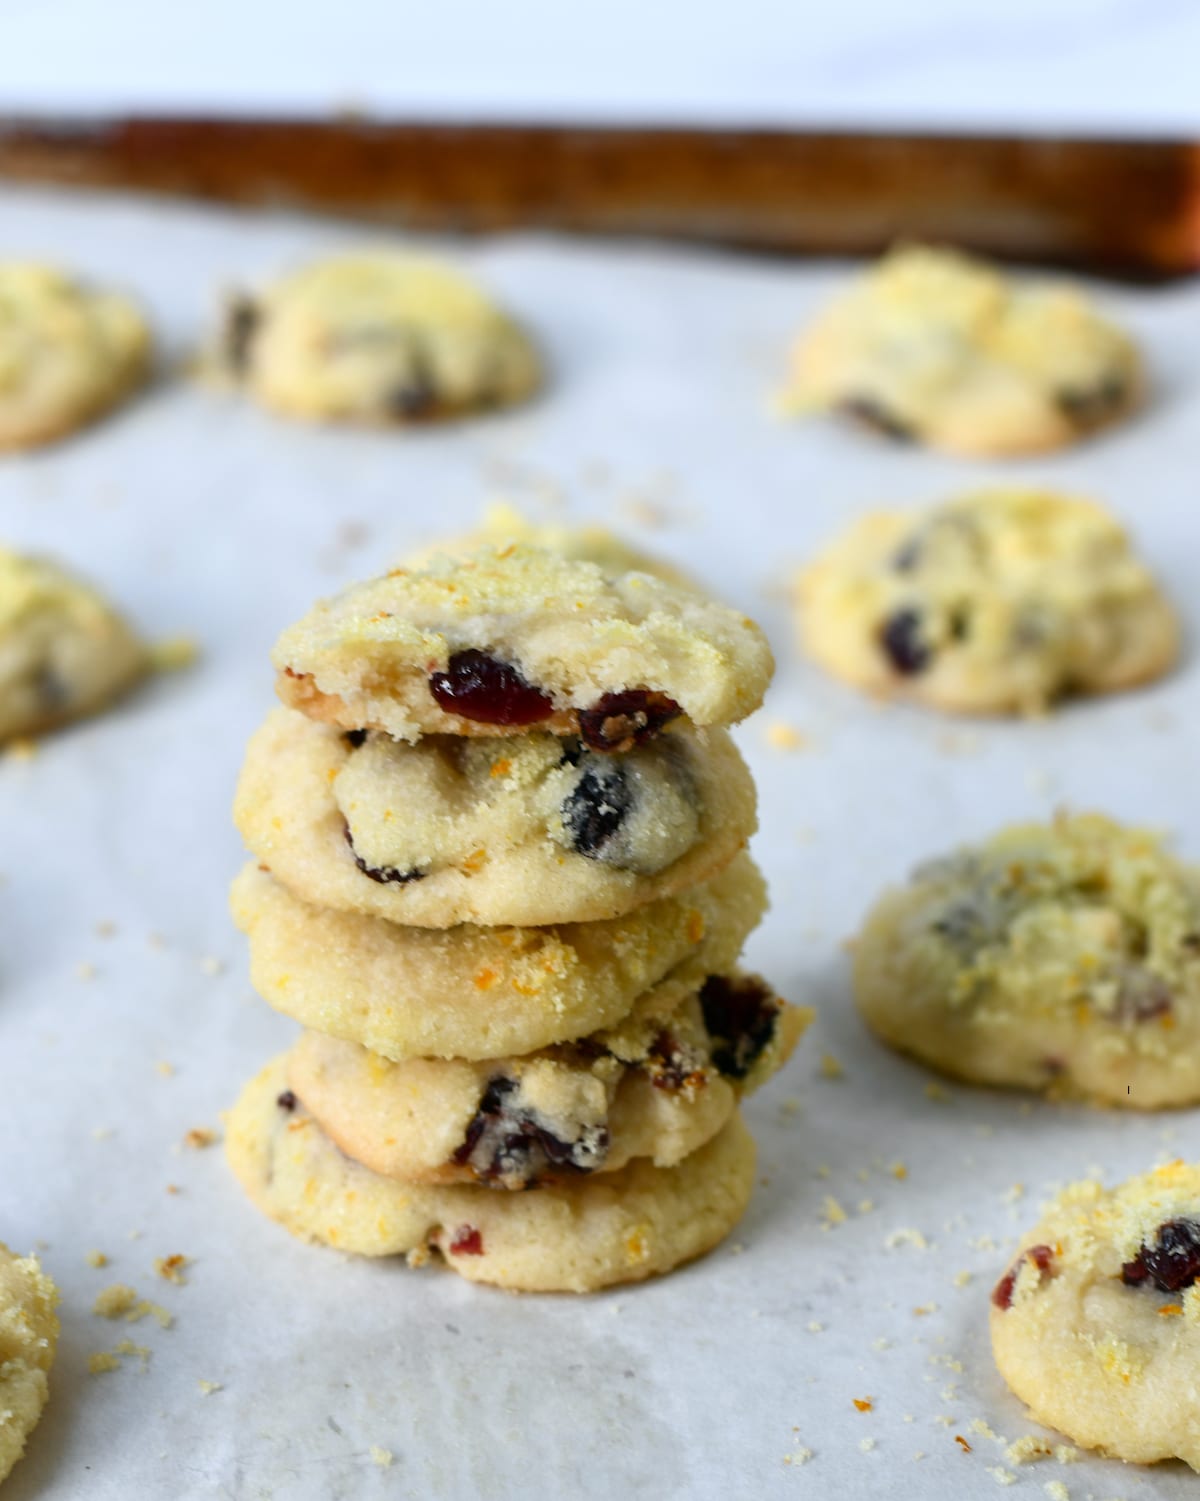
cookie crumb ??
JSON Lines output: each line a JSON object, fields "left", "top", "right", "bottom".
{"left": 783, "top": 1447, "right": 814, "bottom": 1466}
{"left": 852, "top": 1398, "right": 873, "bottom": 1412}
{"left": 806, "top": 1321, "right": 824, "bottom": 1334}
{"left": 198, "top": 1380, "right": 223, "bottom": 1396}
{"left": 953, "top": 1269, "right": 972, "bottom": 1287}
{"left": 198, "top": 955, "right": 224, "bottom": 976}
{"left": 885, "top": 1227, "right": 929, "bottom": 1251}
{"left": 156, "top": 1061, "right": 175, "bottom": 1078}
{"left": 986, "top": 1468, "right": 1017, "bottom": 1486}
{"left": 369, "top": 1447, "right": 393, "bottom": 1468}
{"left": 93, "top": 1284, "right": 138, "bottom": 1319}
{"left": 92, "top": 1126, "right": 113, "bottom": 1141}
{"left": 1044, "top": 1484, "right": 1069, "bottom": 1501}
{"left": 819, "top": 1053, "right": 844, "bottom": 1080}
{"left": 75, "top": 961, "right": 97, "bottom": 981}
{"left": 85, "top": 1250, "right": 108, "bottom": 1268}
{"left": 820, "top": 1196, "right": 848, "bottom": 1227}
{"left": 150, "top": 635, "right": 200, "bottom": 672}
{"left": 890, "top": 1161, "right": 908, "bottom": 1180}
{"left": 859, "top": 1437, "right": 876, "bottom": 1453}
{"left": 154, "top": 1254, "right": 188, "bottom": 1285}
{"left": 95, "top": 919, "right": 117, "bottom": 938}
{"left": 766, "top": 722, "right": 807, "bottom": 752}
{"left": 183, "top": 1127, "right": 218, "bottom": 1150}
{"left": 88, "top": 1351, "right": 121, "bottom": 1374}
{"left": 914, "top": 1303, "right": 938, "bottom": 1316}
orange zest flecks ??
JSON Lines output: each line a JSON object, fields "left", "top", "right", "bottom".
{"left": 954, "top": 1436, "right": 972, "bottom": 1453}
{"left": 852, "top": 1398, "right": 873, "bottom": 1413}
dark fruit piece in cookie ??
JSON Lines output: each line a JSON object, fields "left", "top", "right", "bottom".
{"left": 428, "top": 650, "right": 554, "bottom": 726}
{"left": 276, "top": 1089, "right": 298, "bottom": 1112}
{"left": 578, "top": 690, "right": 682, "bottom": 753}
{"left": 560, "top": 761, "right": 634, "bottom": 861}
{"left": 386, "top": 343, "right": 439, "bottom": 419}
{"left": 992, "top": 1243, "right": 1055, "bottom": 1310}
{"left": 452, "top": 1076, "right": 610, "bottom": 1188}
{"left": 879, "top": 608, "right": 933, "bottom": 675}
{"left": 700, "top": 974, "right": 780, "bottom": 1079}
{"left": 224, "top": 296, "right": 261, "bottom": 375}
{"left": 838, "top": 396, "right": 914, "bottom": 442}
{"left": 1113, "top": 965, "right": 1173, "bottom": 1024}
{"left": 1056, "top": 375, "right": 1126, "bottom": 429}
{"left": 1122, "top": 1219, "right": 1200, "bottom": 1292}
{"left": 344, "top": 825, "right": 426, "bottom": 885}
{"left": 644, "top": 1031, "right": 707, "bottom": 1092}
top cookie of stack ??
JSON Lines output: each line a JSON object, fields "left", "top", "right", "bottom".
{"left": 238, "top": 543, "right": 773, "bottom": 928}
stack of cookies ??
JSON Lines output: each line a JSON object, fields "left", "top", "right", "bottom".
{"left": 225, "top": 543, "right": 808, "bottom": 1292}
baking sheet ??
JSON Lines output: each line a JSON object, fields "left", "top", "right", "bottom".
{"left": 1, "top": 185, "right": 1198, "bottom": 1501}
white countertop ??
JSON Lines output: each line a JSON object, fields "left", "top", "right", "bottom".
{"left": 1, "top": 0, "right": 1198, "bottom": 136}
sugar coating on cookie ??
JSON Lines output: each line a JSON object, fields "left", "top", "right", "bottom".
{"left": 231, "top": 850, "right": 767, "bottom": 1059}
{"left": 0, "top": 1244, "right": 60, "bottom": 1484}
{"left": 991, "top": 1159, "right": 1200, "bottom": 1468}
{"left": 855, "top": 813, "right": 1200, "bottom": 1108}
{"left": 0, "top": 263, "right": 150, "bottom": 451}
{"left": 786, "top": 244, "right": 1141, "bottom": 456}
{"left": 226, "top": 1055, "right": 756, "bottom": 1292}
{"left": 234, "top": 708, "right": 757, "bottom": 928}
{"left": 797, "top": 488, "right": 1177, "bottom": 716}
{"left": 288, "top": 972, "right": 808, "bottom": 1187}
{"left": 0, "top": 549, "right": 147, "bottom": 741}
{"left": 273, "top": 543, "right": 773, "bottom": 744}
{"left": 211, "top": 253, "right": 539, "bottom": 424}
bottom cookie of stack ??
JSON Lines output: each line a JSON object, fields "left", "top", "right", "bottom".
{"left": 227, "top": 1057, "right": 758, "bottom": 1293}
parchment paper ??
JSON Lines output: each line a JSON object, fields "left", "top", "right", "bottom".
{"left": 1, "top": 186, "right": 1197, "bottom": 1500}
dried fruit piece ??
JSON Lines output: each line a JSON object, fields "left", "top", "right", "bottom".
{"left": 452, "top": 1076, "right": 609, "bottom": 1188}
{"left": 448, "top": 1225, "right": 484, "bottom": 1256}
{"left": 699, "top": 974, "right": 780, "bottom": 1079}
{"left": 1122, "top": 1219, "right": 1200, "bottom": 1292}
{"left": 838, "top": 396, "right": 914, "bottom": 442}
{"left": 879, "top": 608, "right": 932, "bottom": 675}
{"left": 992, "top": 1243, "right": 1055, "bottom": 1310}
{"left": 578, "top": 690, "right": 682, "bottom": 753}
{"left": 344, "top": 825, "right": 425, "bottom": 886}
{"left": 560, "top": 761, "right": 634, "bottom": 861}
{"left": 428, "top": 649, "right": 554, "bottom": 726}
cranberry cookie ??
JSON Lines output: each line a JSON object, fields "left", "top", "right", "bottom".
{"left": 286, "top": 972, "right": 807, "bottom": 1187}
{"left": 0, "top": 1244, "right": 59, "bottom": 1484}
{"left": 231, "top": 851, "right": 766, "bottom": 1060}
{"left": 797, "top": 488, "right": 1176, "bottom": 716}
{"left": 234, "top": 709, "right": 756, "bottom": 928}
{"left": 273, "top": 543, "right": 772, "bottom": 746}
{"left": 992, "top": 1159, "right": 1200, "bottom": 1468}
{"left": 227, "top": 1055, "right": 757, "bottom": 1292}
{"left": 0, "top": 549, "right": 148, "bottom": 741}
{"left": 209, "top": 253, "right": 539, "bottom": 424}
{"left": 855, "top": 814, "right": 1200, "bottom": 1108}
{"left": 786, "top": 244, "right": 1141, "bottom": 456}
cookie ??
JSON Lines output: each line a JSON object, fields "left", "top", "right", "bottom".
{"left": 209, "top": 253, "right": 539, "bottom": 424}
{"left": 785, "top": 244, "right": 1141, "bottom": 456}
{"left": 287, "top": 972, "right": 807, "bottom": 1188}
{"left": 854, "top": 814, "right": 1200, "bottom": 1108}
{"left": 234, "top": 708, "right": 756, "bottom": 927}
{"left": 0, "top": 1244, "right": 59, "bottom": 1484}
{"left": 797, "top": 488, "right": 1177, "bottom": 716}
{"left": 0, "top": 263, "right": 150, "bottom": 451}
{"left": 991, "top": 1159, "right": 1200, "bottom": 1468}
{"left": 273, "top": 543, "right": 773, "bottom": 746}
{"left": 230, "top": 851, "right": 767, "bottom": 1059}
{"left": 404, "top": 504, "right": 701, "bottom": 591}
{"left": 0, "top": 549, "right": 148, "bottom": 741}
{"left": 226, "top": 1055, "right": 757, "bottom": 1292}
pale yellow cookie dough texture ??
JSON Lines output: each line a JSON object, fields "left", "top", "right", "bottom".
{"left": 855, "top": 813, "right": 1200, "bottom": 1108}
{"left": 991, "top": 1160, "right": 1200, "bottom": 1468}
{"left": 785, "top": 244, "right": 1141, "bottom": 456}
{"left": 227, "top": 543, "right": 806, "bottom": 1291}
{"left": 0, "top": 1245, "right": 59, "bottom": 1484}
{"left": 0, "top": 549, "right": 148, "bottom": 741}
{"left": 0, "top": 263, "right": 150, "bottom": 451}
{"left": 796, "top": 488, "right": 1177, "bottom": 716}
{"left": 210, "top": 253, "right": 540, "bottom": 424}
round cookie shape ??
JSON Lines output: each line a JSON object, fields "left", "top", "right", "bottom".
{"left": 227, "top": 1056, "right": 757, "bottom": 1293}
{"left": 786, "top": 244, "right": 1141, "bottom": 456}
{"left": 991, "top": 1160, "right": 1200, "bottom": 1468}
{"left": 0, "top": 263, "right": 150, "bottom": 451}
{"left": 273, "top": 542, "right": 773, "bottom": 745}
{"left": 0, "top": 549, "right": 148, "bottom": 741}
{"left": 287, "top": 972, "right": 808, "bottom": 1188}
{"left": 0, "top": 1244, "right": 59, "bottom": 1484}
{"left": 230, "top": 851, "right": 767, "bottom": 1059}
{"left": 210, "top": 253, "right": 539, "bottom": 424}
{"left": 234, "top": 708, "right": 757, "bottom": 928}
{"left": 854, "top": 813, "right": 1200, "bottom": 1108}
{"left": 797, "top": 488, "right": 1177, "bottom": 716}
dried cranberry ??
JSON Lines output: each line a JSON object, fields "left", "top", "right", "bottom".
{"left": 1122, "top": 1219, "right": 1200, "bottom": 1292}
{"left": 343, "top": 728, "right": 368, "bottom": 748}
{"left": 448, "top": 1225, "right": 484, "bottom": 1256}
{"left": 453, "top": 1076, "right": 609, "bottom": 1187}
{"left": 839, "top": 396, "right": 914, "bottom": 442}
{"left": 646, "top": 1032, "right": 706, "bottom": 1092}
{"left": 1057, "top": 375, "right": 1126, "bottom": 428}
{"left": 386, "top": 348, "right": 438, "bottom": 419}
{"left": 992, "top": 1243, "right": 1054, "bottom": 1310}
{"left": 344, "top": 825, "right": 425, "bottom": 885}
{"left": 276, "top": 1090, "right": 297, "bottom": 1112}
{"left": 879, "top": 608, "right": 932, "bottom": 675}
{"left": 578, "top": 691, "right": 682, "bottom": 753}
{"left": 429, "top": 650, "right": 554, "bottom": 726}
{"left": 700, "top": 975, "right": 780, "bottom": 1079}
{"left": 560, "top": 761, "right": 633, "bottom": 861}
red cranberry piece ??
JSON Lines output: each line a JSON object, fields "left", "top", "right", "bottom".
{"left": 699, "top": 974, "right": 780, "bottom": 1080}
{"left": 429, "top": 650, "right": 554, "bottom": 726}
{"left": 646, "top": 1031, "right": 706, "bottom": 1092}
{"left": 1122, "top": 1219, "right": 1200, "bottom": 1292}
{"left": 448, "top": 1225, "right": 484, "bottom": 1256}
{"left": 879, "top": 608, "right": 932, "bottom": 675}
{"left": 578, "top": 690, "right": 682, "bottom": 753}
{"left": 991, "top": 1243, "right": 1054, "bottom": 1310}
